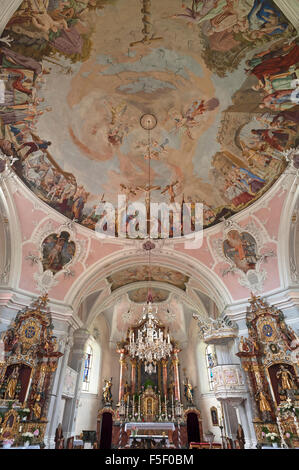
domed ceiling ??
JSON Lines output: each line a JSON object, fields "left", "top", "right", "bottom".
{"left": 1, "top": 0, "right": 298, "bottom": 237}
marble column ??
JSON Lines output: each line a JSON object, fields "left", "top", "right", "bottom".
{"left": 161, "top": 359, "right": 168, "bottom": 398}
{"left": 172, "top": 349, "right": 181, "bottom": 402}
{"left": 44, "top": 332, "right": 73, "bottom": 449}
{"left": 228, "top": 397, "right": 257, "bottom": 449}
{"left": 221, "top": 400, "right": 233, "bottom": 440}
{"left": 117, "top": 348, "right": 126, "bottom": 404}
{"left": 62, "top": 328, "right": 90, "bottom": 440}
{"left": 130, "top": 359, "right": 137, "bottom": 395}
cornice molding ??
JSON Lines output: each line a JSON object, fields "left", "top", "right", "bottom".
{"left": 0, "top": 287, "right": 82, "bottom": 329}
{"left": 274, "top": 0, "right": 299, "bottom": 31}
{"left": 0, "top": 0, "right": 23, "bottom": 35}
{"left": 224, "top": 287, "right": 299, "bottom": 322}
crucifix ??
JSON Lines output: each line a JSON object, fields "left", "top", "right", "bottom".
{"left": 161, "top": 180, "right": 179, "bottom": 204}
{"left": 130, "top": 0, "right": 163, "bottom": 47}
{"left": 135, "top": 184, "right": 161, "bottom": 221}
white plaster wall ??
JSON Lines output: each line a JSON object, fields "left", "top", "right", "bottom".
{"left": 58, "top": 397, "right": 66, "bottom": 426}
{"left": 198, "top": 393, "right": 223, "bottom": 444}
{"left": 75, "top": 393, "right": 100, "bottom": 435}
{"left": 84, "top": 336, "right": 101, "bottom": 395}
{"left": 74, "top": 335, "right": 101, "bottom": 434}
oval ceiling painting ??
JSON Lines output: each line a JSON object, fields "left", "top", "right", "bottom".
{"left": 1, "top": 0, "right": 298, "bottom": 239}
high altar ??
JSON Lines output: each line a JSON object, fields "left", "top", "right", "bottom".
{"left": 0, "top": 295, "right": 63, "bottom": 447}
{"left": 97, "top": 300, "right": 202, "bottom": 449}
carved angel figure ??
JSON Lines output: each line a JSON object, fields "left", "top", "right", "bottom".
{"left": 102, "top": 377, "right": 113, "bottom": 404}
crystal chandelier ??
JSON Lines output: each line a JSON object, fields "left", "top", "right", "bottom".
{"left": 126, "top": 297, "right": 173, "bottom": 375}
{"left": 125, "top": 113, "right": 172, "bottom": 374}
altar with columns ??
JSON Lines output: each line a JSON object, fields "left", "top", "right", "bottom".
{"left": 97, "top": 299, "right": 203, "bottom": 449}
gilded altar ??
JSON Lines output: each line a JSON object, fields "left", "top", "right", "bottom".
{"left": 140, "top": 386, "right": 159, "bottom": 421}
{"left": 237, "top": 294, "right": 299, "bottom": 447}
{"left": 0, "top": 295, "right": 63, "bottom": 446}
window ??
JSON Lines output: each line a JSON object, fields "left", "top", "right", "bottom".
{"left": 206, "top": 345, "right": 216, "bottom": 391}
{"left": 82, "top": 345, "right": 93, "bottom": 392}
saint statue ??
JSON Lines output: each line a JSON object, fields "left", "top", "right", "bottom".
{"left": 276, "top": 365, "right": 296, "bottom": 390}
{"left": 184, "top": 377, "right": 194, "bottom": 405}
{"left": 102, "top": 378, "right": 113, "bottom": 404}
{"left": 236, "top": 424, "right": 245, "bottom": 449}
{"left": 255, "top": 388, "right": 272, "bottom": 413}
{"left": 123, "top": 381, "right": 130, "bottom": 402}
{"left": 5, "top": 365, "right": 20, "bottom": 400}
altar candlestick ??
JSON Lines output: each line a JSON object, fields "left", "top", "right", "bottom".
{"left": 171, "top": 394, "right": 174, "bottom": 420}
{"left": 138, "top": 394, "right": 141, "bottom": 421}
{"left": 158, "top": 393, "right": 162, "bottom": 421}
{"left": 164, "top": 395, "right": 167, "bottom": 421}
{"left": 126, "top": 395, "right": 129, "bottom": 420}
{"left": 132, "top": 396, "right": 135, "bottom": 419}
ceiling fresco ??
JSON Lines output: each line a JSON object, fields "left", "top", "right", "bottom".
{"left": 107, "top": 265, "right": 189, "bottom": 291}
{"left": 128, "top": 287, "right": 170, "bottom": 303}
{"left": 0, "top": 0, "right": 298, "bottom": 238}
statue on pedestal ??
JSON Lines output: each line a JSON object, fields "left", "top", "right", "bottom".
{"left": 102, "top": 378, "right": 113, "bottom": 405}
{"left": 184, "top": 377, "right": 194, "bottom": 405}
{"left": 276, "top": 365, "right": 296, "bottom": 391}
{"left": 123, "top": 381, "right": 130, "bottom": 402}
{"left": 4, "top": 365, "right": 21, "bottom": 400}
{"left": 255, "top": 387, "right": 272, "bottom": 421}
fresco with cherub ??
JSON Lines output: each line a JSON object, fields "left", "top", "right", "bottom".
{"left": 0, "top": 0, "right": 297, "bottom": 238}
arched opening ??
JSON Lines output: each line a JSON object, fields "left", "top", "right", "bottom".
{"left": 99, "top": 412, "right": 113, "bottom": 449}
{"left": 186, "top": 412, "right": 201, "bottom": 445}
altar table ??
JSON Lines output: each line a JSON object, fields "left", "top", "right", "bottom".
{"left": 124, "top": 422, "right": 175, "bottom": 432}
{"left": 124, "top": 422, "right": 175, "bottom": 446}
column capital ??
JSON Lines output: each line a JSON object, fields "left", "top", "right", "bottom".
{"left": 117, "top": 348, "right": 126, "bottom": 355}
{"left": 172, "top": 357, "right": 179, "bottom": 366}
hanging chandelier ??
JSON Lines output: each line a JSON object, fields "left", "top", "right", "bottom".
{"left": 126, "top": 296, "right": 173, "bottom": 375}
{"left": 125, "top": 113, "right": 172, "bottom": 374}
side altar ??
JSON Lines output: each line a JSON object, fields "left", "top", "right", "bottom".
{"left": 0, "top": 295, "right": 63, "bottom": 448}
{"left": 97, "top": 299, "right": 202, "bottom": 449}
{"left": 237, "top": 295, "right": 299, "bottom": 448}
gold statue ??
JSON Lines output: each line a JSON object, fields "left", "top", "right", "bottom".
{"left": 255, "top": 388, "right": 272, "bottom": 412}
{"left": 102, "top": 378, "right": 112, "bottom": 404}
{"left": 123, "top": 381, "right": 130, "bottom": 402}
{"left": 33, "top": 402, "right": 42, "bottom": 419}
{"left": 276, "top": 365, "right": 295, "bottom": 390}
{"left": 5, "top": 366, "right": 20, "bottom": 400}
{"left": 184, "top": 377, "right": 194, "bottom": 404}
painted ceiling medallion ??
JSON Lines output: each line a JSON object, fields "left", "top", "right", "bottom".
{"left": 140, "top": 113, "right": 158, "bottom": 131}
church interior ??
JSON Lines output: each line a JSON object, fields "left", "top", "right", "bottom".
{"left": 0, "top": 0, "right": 299, "bottom": 451}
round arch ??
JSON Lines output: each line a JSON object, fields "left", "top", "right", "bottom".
{"left": 64, "top": 248, "right": 233, "bottom": 315}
